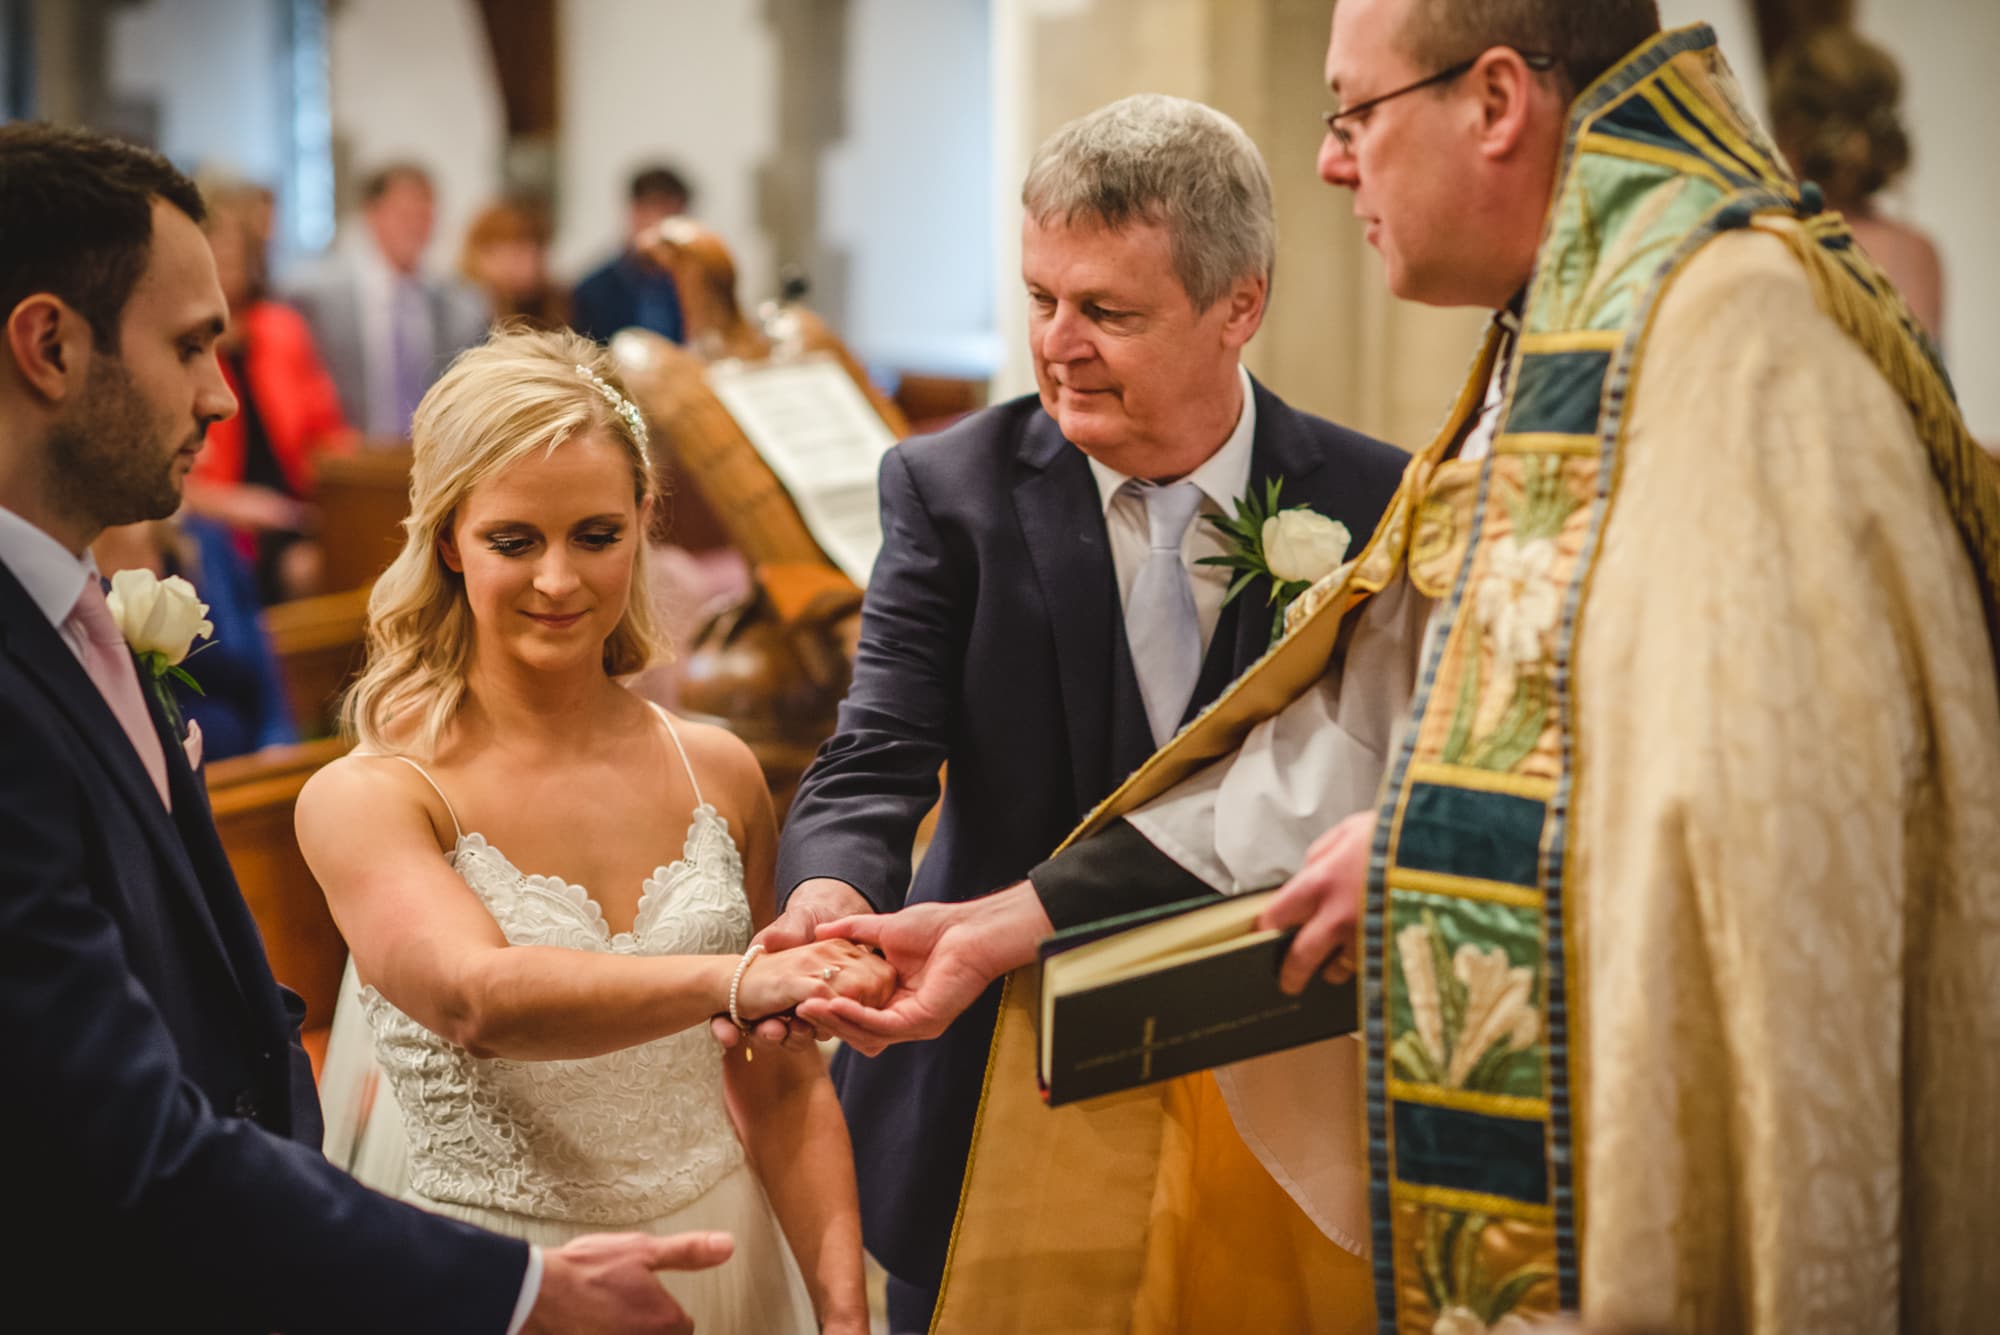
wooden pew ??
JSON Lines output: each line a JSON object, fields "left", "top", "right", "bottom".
{"left": 264, "top": 585, "right": 371, "bottom": 739}
{"left": 316, "top": 448, "right": 412, "bottom": 592}
{"left": 206, "top": 736, "right": 352, "bottom": 1075}
{"left": 264, "top": 587, "right": 374, "bottom": 739}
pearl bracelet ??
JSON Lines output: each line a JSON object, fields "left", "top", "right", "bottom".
{"left": 727, "top": 943, "right": 767, "bottom": 1059}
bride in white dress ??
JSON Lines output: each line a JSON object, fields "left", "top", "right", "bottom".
{"left": 297, "top": 328, "right": 886, "bottom": 1335}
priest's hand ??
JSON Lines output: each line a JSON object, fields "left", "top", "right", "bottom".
{"left": 794, "top": 883, "right": 1052, "bottom": 1055}
{"left": 710, "top": 878, "right": 873, "bottom": 1055}
{"left": 1259, "top": 811, "right": 1373, "bottom": 995}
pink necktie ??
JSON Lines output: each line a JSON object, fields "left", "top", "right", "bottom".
{"left": 66, "top": 576, "right": 172, "bottom": 809}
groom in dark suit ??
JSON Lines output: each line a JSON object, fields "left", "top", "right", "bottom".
{"left": 0, "top": 123, "right": 725, "bottom": 1334}
{"left": 751, "top": 95, "right": 1405, "bottom": 1331}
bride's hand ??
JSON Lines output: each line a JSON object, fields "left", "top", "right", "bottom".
{"left": 735, "top": 939, "right": 896, "bottom": 1021}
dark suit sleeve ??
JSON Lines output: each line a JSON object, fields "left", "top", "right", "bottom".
{"left": 569, "top": 267, "right": 618, "bottom": 343}
{"left": 1027, "top": 819, "right": 1221, "bottom": 930}
{"left": 775, "top": 446, "right": 963, "bottom": 912}
{"left": 279, "top": 982, "right": 326, "bottom": 1145}
{"left": 0, "top": 715, "right": 526, "bottom": 1335}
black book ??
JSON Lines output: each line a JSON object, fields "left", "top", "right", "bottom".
{"left": 1036, "top": 889, "right": 1358, "bottom": 1107}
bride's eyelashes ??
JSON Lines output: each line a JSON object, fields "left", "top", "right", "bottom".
{"left": 479, "top": 523, "right": 626, "bottom": 557}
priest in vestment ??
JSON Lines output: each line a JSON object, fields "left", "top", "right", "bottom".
{"left": 804, "top": 4, "right": 2000, "bottom": 1332}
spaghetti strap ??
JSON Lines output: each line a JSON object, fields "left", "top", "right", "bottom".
{"left": 648, "top": 702, "right": 706, "bottom": 809}
{"left": 389, "top": 754, "right": 465, "bottom": 844}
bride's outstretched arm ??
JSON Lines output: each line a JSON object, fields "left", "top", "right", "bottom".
{"left": 296, "top": 754, "right": 870, "bottom": 1061}
{"left": 715, "top": 742, "right": 872, "bottom": 1335}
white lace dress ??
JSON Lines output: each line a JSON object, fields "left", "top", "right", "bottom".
{"left": 326, "top": 738, "right": 815, "bottom": 1334}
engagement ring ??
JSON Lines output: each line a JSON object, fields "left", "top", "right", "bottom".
{"left": 819, "top": 965, "right": 842, "bottom": 982}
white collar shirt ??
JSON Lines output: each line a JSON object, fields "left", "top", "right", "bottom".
{"left": 1084, "top": 363, "right": 1258, "bottom": 654}
{"left": 0, "top": 504, "right": 97, "bottom": 664}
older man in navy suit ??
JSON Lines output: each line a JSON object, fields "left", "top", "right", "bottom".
{"left": 0, "top": 123, "right": 727, "bottom": 1334}
{"left": 747, "top": 95, "right": 1406, "bottom": 1332}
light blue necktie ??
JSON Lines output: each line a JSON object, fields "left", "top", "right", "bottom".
{"left": 1123, "top": 480, "right": 1205, "bottom": 747}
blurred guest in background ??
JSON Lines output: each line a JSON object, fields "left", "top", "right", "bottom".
{"left": 285, "top": 163, "right": 490, "bottom": 442}
{"left": 459, "top": 199, "right": 567, "bottom": 331}
{"left": 571, "top": 165, "right": 692, "bottom": 344}
{"left": 185, "top": 178, "right": 355, "bottom": 603}
{"left": 1771, "top": 26, "right": 1945, "bottom": 342}
{"left": 92, "top": 516, "right": 298, "bottom": 761}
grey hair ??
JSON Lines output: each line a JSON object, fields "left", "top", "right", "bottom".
{"left": 1022, "top": 93, "right": 1275, "bottom": 309}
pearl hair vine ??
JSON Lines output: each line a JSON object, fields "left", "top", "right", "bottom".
{"left": 572, "top": 362, "right": 652, "bottom": 471}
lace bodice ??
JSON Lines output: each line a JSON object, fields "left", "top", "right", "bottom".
{"left": 362, "top": 803, "right": 754, "bottom": 1225}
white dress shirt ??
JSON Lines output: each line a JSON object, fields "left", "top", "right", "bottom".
{"left": 1085, "top": 363, "right": 1258, "bottom": 656}
{"left": 0, "top": 504, "right": 96, "bottom": 659}
{"left": 0, "top": 505, "right": 544, "bottom": 1334}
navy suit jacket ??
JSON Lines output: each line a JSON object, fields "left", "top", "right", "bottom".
{"left": 774, "top": 378, "right": 1407, "bottom": 1285}
{"left": 0, "top": 561, "right": 524, "bottom": 1333}
{"left": 570, "top": 252, "right": 685, "bottom": 345}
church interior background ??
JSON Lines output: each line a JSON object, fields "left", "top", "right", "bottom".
{"left": 5, "top": 0, "right": 1992, "bottom": 451}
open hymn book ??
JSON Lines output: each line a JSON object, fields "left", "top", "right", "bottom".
{"left": 705, "top": 354, "right": 897, "bottom": 584}
{"left": 1036, "top": 889, "right": 1357, "bottom": 1107}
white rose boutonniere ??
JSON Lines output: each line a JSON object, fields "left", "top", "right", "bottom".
{"left": 1262, "top": 508, "right": 1351, "bottom": 583}
{"left": 105, "top": 568, "right": 212, "bottom": 738}
{"left": 1200, "top": 478, "right": 1352, "bottom": 644}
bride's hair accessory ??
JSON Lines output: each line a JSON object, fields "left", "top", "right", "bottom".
{"left": 728, "top": 942, "right": 768, "bottom": 1059}
{"left": 573, "top": 362, "right": 652, "bottom": 471}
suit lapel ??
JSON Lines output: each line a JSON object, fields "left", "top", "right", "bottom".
{"left": 0, "top": 566, "right": 247, "bottom": 1003}
{"left": 1013, "top": 412, "right": 1120, "bottom": 810}
{"left": 332, "top": 273, "right": 370, "bottom": 429}
{"left": 145, "top": 684, "right": 261, "bottom": 1006}
{"left": 424, "top": 282, "right": 454, "bottom": 374}
{"left": 1183, "top": 592, "right": 1251, "bottom": 729}
{"left": 1234, "top": 378, "right": 1325, "bottom": 677}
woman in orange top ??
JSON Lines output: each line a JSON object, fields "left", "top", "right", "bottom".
{"left": 184, "top": 184, "right": 358, "bottom": 600}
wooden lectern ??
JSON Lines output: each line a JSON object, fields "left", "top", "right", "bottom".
{"left": 612, "top": 220, "right": 903, "bottom": 816}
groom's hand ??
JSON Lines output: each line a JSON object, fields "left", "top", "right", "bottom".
{"left": 709, "top": 878, "right": 874, "bottom": 1054}
{"left": 525, "top": 1230, "right": 733, "bottom": 1335}
{"left": 796, "top": 883, "right": 1052, "bottom": 1055}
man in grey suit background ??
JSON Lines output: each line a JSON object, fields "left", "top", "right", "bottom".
{"left": 283, "top": 163, "right": 489, "bottom": 443}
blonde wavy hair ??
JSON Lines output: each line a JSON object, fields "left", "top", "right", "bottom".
{"left": 341, "top": 325, "right": 668, "bottom": 757}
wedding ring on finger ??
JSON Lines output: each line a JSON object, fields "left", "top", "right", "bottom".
{"left": 819, "top": 964, "right": 843, "bottom": 983}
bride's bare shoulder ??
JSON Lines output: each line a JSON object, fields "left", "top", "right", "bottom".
{"left": 297, "top": 750, "right": 454, "bottom": 843}
{"left": 654, "top": 711, "right": 771, "bottom": 821}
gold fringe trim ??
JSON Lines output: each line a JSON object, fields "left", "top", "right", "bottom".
{"left": 1755, "top": 213, "right": 2000, "bottom": 599}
